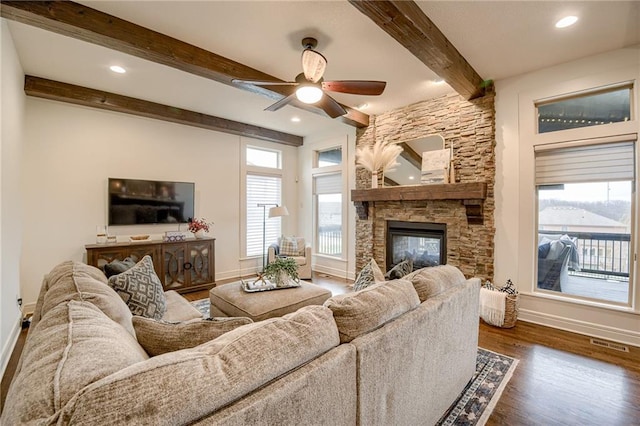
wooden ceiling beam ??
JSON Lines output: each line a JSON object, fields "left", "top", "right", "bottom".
{"left": 348, "top": 0, "right": 485, "bottom": 100}
{"left": 1, "top": 1, "right": 369, "bottom": 127}
{"left": 24, "top": 76, "right": 303, "bottom": 146}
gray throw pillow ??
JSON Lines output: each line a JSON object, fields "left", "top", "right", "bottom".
{"left": 108, "top": 255, "right": 167, "bottom": 320}
{"left": 385, "top": 258, "right": 414, "bottom": 280}
{"left": 103, "top": 256, "right": 137, "bottom": 278}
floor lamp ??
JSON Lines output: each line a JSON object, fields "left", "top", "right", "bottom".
{"left": 257, "top": 203, "right": 289, "bottom": 276}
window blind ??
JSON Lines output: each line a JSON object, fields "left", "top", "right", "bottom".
{"left": 314, "top": 173, "right": 342, "bottom": 195}
{"left": 246, "top": 174, "right": 282, "bottom": 257}
{"left": 535, "top": 141, "right": 635, "bottom": 185}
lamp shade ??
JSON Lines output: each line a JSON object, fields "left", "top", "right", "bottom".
{"left": 268, "top": 205, "right": 289, "bottom": 218}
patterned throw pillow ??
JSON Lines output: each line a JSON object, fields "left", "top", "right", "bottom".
{"left": 108, "top": 255, "right": 167, "bottom": 320}
{"left": 296, "top": 237, "right": 307, "bottom": 256}
{"left": 280, "top": 236, "right": 299, "bottom": 256}
{"left": 483, "top": 279, "right": 517, "bottom": 295}
{"left": 385, "top": 258, "right": 414, "bottom": 280}
{"left": 132, "top": 316, "right": 253, "bottom": 356}
{"left": 353, "top": 258, "right": 385, "bottom": 291}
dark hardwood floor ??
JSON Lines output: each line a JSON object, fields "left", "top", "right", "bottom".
{"left": 2, "top": 272, "right": 639, "bottom": 425}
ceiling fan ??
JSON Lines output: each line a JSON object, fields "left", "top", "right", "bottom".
{"left": 232, "top": 37, "right": 386, "bottom": 118}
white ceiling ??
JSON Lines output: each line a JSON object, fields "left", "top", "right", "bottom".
{"left": 5, "top": 1, "right": 639, "bottom": 139}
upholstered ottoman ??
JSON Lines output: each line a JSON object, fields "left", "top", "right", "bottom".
{"left": 209, "top": 280, "right": 332, "bottom": 322}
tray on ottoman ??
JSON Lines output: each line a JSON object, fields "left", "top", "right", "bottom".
{"left": 241, "top": 277, "right": 301, "bottom": 292}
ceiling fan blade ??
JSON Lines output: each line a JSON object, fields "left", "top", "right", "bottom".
{"left": 316, "top": 93, "right": 347, "bottom": 118}
{"left": 301, "top": 49, "right": 327, "bottom": 83}
{"left": 264, "top": 93, "right": 297, "bottom": 112}
{"left": 232, "top": 78, "right": 297, "bottom": 86}
{"left": 322, "top": 80, "right": 387, "bottom": 95}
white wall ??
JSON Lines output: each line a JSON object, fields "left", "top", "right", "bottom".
{"left": 299, "top": 127, "right": 357, "bottom": 280}
{"left": 494, "top": 46, "right": 640, "bottom": 346}
{"left": 21, "top": 98, "right": 299, "bottom": 312}
{"left": 1, "top": 20, "right": 26, "bottom": 376}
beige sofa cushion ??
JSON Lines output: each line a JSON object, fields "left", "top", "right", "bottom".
{"left": 324, "top": 279, "right": 420, "bottom": 343}
{"left": 56, "top": 305, "right": 339, "bottom": 424}
{"left": 162, "top": 290, "right": 204, "bottom": 322}
{"left": 133, "top": 316, "right": 253, "bottom": 356}
{"left": 39, "top": 261, "right": 136, "bottom": 336}
{"left": 2, "top": 301, "right": 148, "bottom": 425}
{"left": 404, "top": 265, "right": 466, "bottom": 302}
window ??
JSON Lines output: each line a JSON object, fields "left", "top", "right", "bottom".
{"left": 314, "top": 173, "right": 342, "bottom": 256}
{"left": 246, "top": 146, "right": 281, "bottom": 169}
{"left": 536, "top": 85, "right": 631, "bottom": 134}
{"left": 245, "top": 146, "right": 283, "bottom": 258}
{"left": 316, "top": 147, "right": 342, "bottom": 167}
{"left": 246, "top": 174, "right": 282, "bottom": 257}
{"left": 535, "top": 140, "right": 635, "bottom": 305}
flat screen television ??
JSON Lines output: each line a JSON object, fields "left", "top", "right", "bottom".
{"left": 108, "top": 178, "right": 195, "bottom": 226}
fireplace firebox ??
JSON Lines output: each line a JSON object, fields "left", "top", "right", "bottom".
{"left": 386, "top": 221, "right": 447, "bottom": 271}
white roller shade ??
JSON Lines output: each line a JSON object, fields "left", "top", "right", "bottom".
{"left": 535, "top": 141, "right": 635, "bottom": 185}
{"left": 314, "top": 173, "right": 342, "bottom": 195}
{"left": 246, "top": 174, "right": 282, "bottom": 256}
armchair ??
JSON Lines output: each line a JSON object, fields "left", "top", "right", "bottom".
{"left": 268, "top": 237, "right": 312, "bottom": 280}
{"left": 537, "top": 234, "right": 578, "bottom": 292}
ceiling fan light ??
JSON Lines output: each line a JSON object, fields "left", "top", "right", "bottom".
{"left": 296, "top": 85, "right": 323, "bottom": 104}
{"left": 555, "top": 15, "right": 578, "bottom": 28}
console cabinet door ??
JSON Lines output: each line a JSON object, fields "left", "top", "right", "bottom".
{"left": 162, "top": 244, "right": 187, "bottom": 291}
{"left": 86, "top": 244, "right": 161, "bottom": 278}
{"left": 87, "top": 247, "right": 127, "bottom": 272}
{"left": 128, "top": 245, "right": 162, "bottom": 278}
{"left": 187, "top": 240, "right": 214, "bottom": 287}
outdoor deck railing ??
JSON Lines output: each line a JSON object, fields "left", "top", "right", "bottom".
{"left": 318, "top": 224, "right": 342, "bottom": 256}
{"left": 540, "top": 230, "right": 630, "bottom": 279}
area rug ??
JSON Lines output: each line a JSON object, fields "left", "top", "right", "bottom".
{"left": 191, "top": 299, "right": 517, "bottom": 425}
{"left": 437, "top": 348, "right": 518, "bottom": 426}
{"left": 191, "top": 298, "right": 210, "bottom": 317}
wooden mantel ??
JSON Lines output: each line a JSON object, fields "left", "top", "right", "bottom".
{"left": 351, "top": 182, "right": 487, "bottom": 224}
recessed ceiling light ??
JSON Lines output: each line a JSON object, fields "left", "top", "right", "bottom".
{"left": 110, "top": 65, "right": 126, "bottom": 74}
{"left": 357, "top": 103, "right": 369, "bottom": 110}
{"left": 555, "top": 16, "right": 578, "bottom": 28}
{"left": 408, "top": 176, "right": 415, "bottom": 180}
{"left": 433, "top": 79, "right": 445, "bottom": 85}
{"left": 291, "top": 116, "right": 301, "bottom": 123}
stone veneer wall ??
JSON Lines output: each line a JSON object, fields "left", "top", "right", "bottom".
{"left": 355, "top": 91, "right": 496, "bottom": 281}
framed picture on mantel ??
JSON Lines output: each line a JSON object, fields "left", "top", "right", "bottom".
{"left": 421, "top": 148, "right": 450, "bottom": 184}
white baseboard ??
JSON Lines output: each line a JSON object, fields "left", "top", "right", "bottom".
{"left": 312, "top": 264, "right": 353, "bottom": 281}
{"left": 1, "top": 314, "right": 23, "bottom": 379}
{"left": 216, "top": 269, "right": 254, "bottom": 282}
{"left": 518, "top": 308, "right": 640, "bottom": 348}
{"left": 23, "top": 301, "right": 36, "bottom": 316}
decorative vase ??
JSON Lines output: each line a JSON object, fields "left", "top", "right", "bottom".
{"left": 371, "top": 171, "right": 379, "bottom": 189}
{"left": 194, "top": 230, "right": 206, "bottom": 239}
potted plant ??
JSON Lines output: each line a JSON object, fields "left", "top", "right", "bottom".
{"left": 263, "top": 257, "right": 299, "bottom": 287}
{"left": 356, "top": 138, "right": 403, "bottom": 188}
{"left": 188, "top": 218, "right": 213, "bottom": 239}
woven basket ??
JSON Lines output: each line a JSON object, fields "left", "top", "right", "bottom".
{"left": 501, "top": 294, "right": 519, "bottom": 328}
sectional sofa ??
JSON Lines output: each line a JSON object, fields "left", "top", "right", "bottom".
{"left": 1, "top": 261, "right": 480, "bottom": 425}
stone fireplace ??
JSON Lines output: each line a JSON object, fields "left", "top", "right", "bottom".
{"left": 387, "top": 221, "right": 446, "bottom": 269}
{"left": 353, "top": 91, "right": 496, "bottom": 281}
